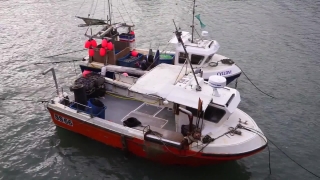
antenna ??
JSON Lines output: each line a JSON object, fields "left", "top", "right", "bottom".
{"left": 208, "top": 75, "right": 226, "bottom": 97}
{"left": 191, "top": 0, "right": 196, "bottom": 43}
{"left": 173, "top": 19, "right": 201, "bottom": 91}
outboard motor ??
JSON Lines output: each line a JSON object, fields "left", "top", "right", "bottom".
{"left": 70, "top": 84, "right": 87, "bottom": 111}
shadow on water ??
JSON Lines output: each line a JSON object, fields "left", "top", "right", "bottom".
{"left": 54, "top": 126, "right": 251, "bottom": 180}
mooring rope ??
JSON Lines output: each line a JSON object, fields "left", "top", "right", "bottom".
{"left": 0, "top": 97, "right": 48, "bottom": 103}
{"left": 235, "top": 63, "right": 320, "bottom": 110}
{"left": 34, "top": 59, "right": 83, "bottom": 65}
{"left": 76, "top": 0, "right": 87, "bottom": 17}
{"left": 119, "top": 0, "right": 134, "bottom": 25}
{"left": 43, "top": 49, "right": 86, "bottom": 58}
{"left": 239, "top": 125, "right": 320, "bottom": 179}
{"left": 236, "top": 64, "right": 276, "bottom": 99}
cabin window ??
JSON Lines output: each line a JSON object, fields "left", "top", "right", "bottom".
{"left": 204, "top": 54, "right": 214, "bottom": 63}
{"left": 190, "top": 54, "right": 204, "bottom": 65}
{"left": 178, "top": 53, "right": 204, "bottom": 65}
{"left": 178, "top": 52, "right": 188, "bottom": 63}
{"left": 186, "top": 105, "right": 225, "bottom": 124}
{"left": 203, "top": 105, "right": 226, "bottom": 123}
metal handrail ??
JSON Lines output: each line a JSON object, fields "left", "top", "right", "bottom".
{"left": 42, "top": 67, "right": 106, "bottom": 119}
{"left": 60, "top": 96, "right": 92, "bottom": 117}
{"left": 42, "top": 67, "right": 59, "bottom": 95}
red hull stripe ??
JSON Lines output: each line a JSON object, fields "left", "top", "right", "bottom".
{"left": 48, "top": 107, "right": 266, "bottom": 166}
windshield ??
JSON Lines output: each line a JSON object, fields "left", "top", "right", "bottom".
{"left": 203, "top": 105, "right": 226, "bottom": 123}
{"left": 190, "top": 54, "right": 204, "bottom": 65}
{"left": 178, "top": 53, "right": 206, "bottom": 65}
{"left": 204, "top": 54, "right": 214, "bottom": 63}
{"left": 186, "top": 105, "right": 226, "bottom": 124}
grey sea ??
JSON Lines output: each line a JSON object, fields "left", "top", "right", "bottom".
{"left": 0, "top": 0, "right": 320, "bottom": 179}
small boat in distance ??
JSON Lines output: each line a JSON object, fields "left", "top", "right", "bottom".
{"left": 43, "top": 27, "right": 267, "bottom": 166}
{"left": 77, "top": 0, "right": 242, "bottom": 84}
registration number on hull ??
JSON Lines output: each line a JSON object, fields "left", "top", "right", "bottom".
{"left": 54, "top": 114, "right": 73, "bottom": 126}
{"left": 217, "top": 70, "right": 232, "bottom": 76}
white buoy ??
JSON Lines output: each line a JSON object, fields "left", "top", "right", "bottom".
{"left": 201, "top": 31, "right": 209, "bottom": 37}
{"left": 208, "top": 75, "right": 226, "bottom": 97}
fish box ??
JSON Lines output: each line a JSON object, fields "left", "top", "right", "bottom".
{"left": 119, "top": 33, "right": 135, "bottom": 41}
{"left": 117, "top": 52, "right": 143, "bottom": 67}
{"left": 159, "top": 54, "right": 174, "bottom": 64}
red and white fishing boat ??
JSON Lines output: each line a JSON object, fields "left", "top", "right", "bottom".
{"left": 43, "top": 28, "right": 266, "bottom": 166}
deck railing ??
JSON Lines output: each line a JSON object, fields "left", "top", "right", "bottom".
{"left": 42, "top": 67, "right": 106, "bottom": 119}
{"left": 60, "top": 96, "right": 106, "bottom": 119}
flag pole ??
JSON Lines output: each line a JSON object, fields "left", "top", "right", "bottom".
{"left": 191, "top": 0, "right": 196, "bottom": 43}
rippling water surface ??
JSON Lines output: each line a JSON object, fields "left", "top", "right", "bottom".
{"left": 1, "top": 0, "right": 320, "bottom": 179}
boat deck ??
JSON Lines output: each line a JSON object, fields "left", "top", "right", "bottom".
{"left": 99, "top": 93, "right": 176, "bottom": 131}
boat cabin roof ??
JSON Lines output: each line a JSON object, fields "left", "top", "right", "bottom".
{"left": 169, "top": 31, "right": 220, "bottom": 56}
{"left": 129, "top": 64, "right": 237, "bottom": 110}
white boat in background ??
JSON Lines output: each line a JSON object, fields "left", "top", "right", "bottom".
{"left": 166, "top": 30, "right": 241, "bottom": 81}
{"left": 77, "top": 0, "right": 242, "bottom": 84}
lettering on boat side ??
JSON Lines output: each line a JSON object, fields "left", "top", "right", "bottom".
{"left": 217, "top": 70, "right": 231, "bottom": 76}
{"left": 54, "top": 114, "right": 73, "bottom": 126}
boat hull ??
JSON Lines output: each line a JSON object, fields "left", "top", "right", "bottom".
{"left": 48, "top": 107, "right": 266, "bottom": 166}
{"left": 204, "top": 72, "right": 241, "bottom": 85}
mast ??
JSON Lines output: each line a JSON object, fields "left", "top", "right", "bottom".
{"left": 108, "top": 0, "right": 112, "bottom": 24}
{"left": 191, "top": 0, "right": 196, "bottom": 43}
{"left": 173, "top": 20, "right": 201, "bottom": 91}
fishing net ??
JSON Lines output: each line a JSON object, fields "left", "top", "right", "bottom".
{"left": 73, "top": 72, "right": 106, "bottom": 98}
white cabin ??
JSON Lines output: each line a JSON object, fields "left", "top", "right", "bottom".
{"left": 169, "top": 31, "right": 220, "bottom": 68}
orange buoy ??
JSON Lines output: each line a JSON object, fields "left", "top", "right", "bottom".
{"left": 100, "top": 48, "right": 106, "bottom": 56}
{"left": 88, "top": 48, "right": 94, "bottom": 57}
{"left": 82, "top": 70, "right": 91, "bottom": 77}
{"left": 101, "top": 39, "right": 108, "bottom": 48}
{"left": 106, "top": 42, "right": 113, "bottom": 50}
{"left": 84, "top": 40, "right": 91, "bottom": 48}
{"left": 91, "top": 39, "right": 97, "bottom": 48}
{"left": 131, "top": 50, "right": 138, "bottom": 57}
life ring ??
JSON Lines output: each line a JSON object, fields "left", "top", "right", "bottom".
{"left": 209, "top": 62, "right": 218, "bottom": 67}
